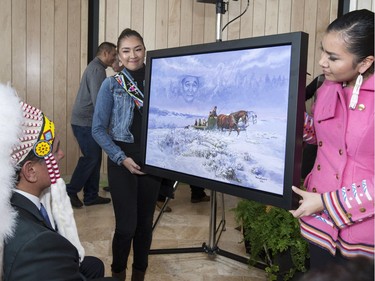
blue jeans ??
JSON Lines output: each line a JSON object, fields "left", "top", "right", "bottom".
{"left": 67, "top": 125, "right": 102, "bottom": 203}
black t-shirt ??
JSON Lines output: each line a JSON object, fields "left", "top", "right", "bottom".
{"left": 127, "top": 65, "right": 145, "bottom": 145}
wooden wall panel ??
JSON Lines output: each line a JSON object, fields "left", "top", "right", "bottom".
{"left": 80, "top": 0, "right": 88, "bottom": 76}
{"left": 278, "top": 0, "right": 292, "bottom": 33}
{"left": 203, "top": 3, "right": 216, "bottom": 43}
{"left": 26, "top": 0, "right": 41, "bottom": 107}
{"left": 0, "top": 0, "right": 12, "bottom": 84}
{"left": 1, "top": 0, "right": 373, "bottom": 176}
{"left": 66, "top": 0, "right": 82, "bottom": 174}
{"left": 227, "top": 0, "right": 241, "bottom": 40}
{"left": 143, "top": 0, "right": 157, "bottom": 50}
{"left": 192, "top": 1, "right": 205, "bottom": 45}
{"left": 290, "top": 0, "right": 305, "bottom": 32}
{"left": 253, "top": 0, "right": 266, "bottom": 36}
{"left": 265, "top": 0, "right": 279, "bottom": 35}
{"left": 54, "top": 0, "right": 68, "bottom": 172}
{"left": 119, "top": 0, "right": 131, "bottom": 32}
{"left": 313, "top": 0, "right": 333, "bottom": 80}
{"left": 330, "top": 1, "right": 339, "bottom": 22}
{"left": 239, "top": 0, "right": 254, "bottom": 39}
{"left": 304, "top": 0, "right": 318, "bottom": 82}
{"left": 98, "top": 0, "right": 106, "bottom": 45}
{"left": 155, "top": 0, "right": 169, "bottom": 49}
{"left": 106, "top": 0, "right": 120, "bottom": 44}
{"left": 180, "top": 0, "right": 193, "bottom": 46}
{"left": 131, "top": 0, "right": 144, "bottom": 34}
{"left": 168, "top": 0, "right": 181, "bottom": 47}
{"left": 11, "top": 0, "right": 27, "bottom": 99}
{"left": 77, "top": 0, "right": 89, "bottom": 175}
{"left": 41, "top": 0, "right": 55, "bottom": 118}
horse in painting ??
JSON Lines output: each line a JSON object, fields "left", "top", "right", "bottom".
{"left": 230, "top": 110, "right": 248, "bottom": 125}
{"left": 217, "top": 114, "right": 240, "bottom": 135}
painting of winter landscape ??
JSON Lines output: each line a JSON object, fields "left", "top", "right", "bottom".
{"left": 143, "top": 44, "right": 294, "bottom": 196}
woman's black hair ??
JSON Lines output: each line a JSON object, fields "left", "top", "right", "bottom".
{"left": 117, "top": 28, "right": 145, "bottom": 51}
{"left": 327, "top": 9, "right": 374, "bottom": 73}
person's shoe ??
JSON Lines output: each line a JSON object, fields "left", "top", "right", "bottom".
{"left": 68, "top": 193, "right": 83, "bottom": 208}
{"left": 112, "top": 269, "right": 126, "bottom": 281}
{"left": 103, "top": 186, "right": 111, "bottom": 192}
{"left": 84, "top": 196, "right": 111, "bottom": 206}
{"left": 131, "top": 267, "right": 145, "bottom": 281}
{"left": 191, "top": 195, "right": 210, "bottom": 203}
{"left": 156, "top": 200, "right": 172, "bottom": 212}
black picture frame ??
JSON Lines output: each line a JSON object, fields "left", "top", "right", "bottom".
{"left": 140, "top": 32, "right": 308, "bottom": 209}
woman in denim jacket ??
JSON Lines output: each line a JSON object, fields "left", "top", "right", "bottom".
{"left": 290, "top": 9, "right": 374, "bottom": 273}
{"left": 92, "top": 28, "right": 161, "bottom": 281}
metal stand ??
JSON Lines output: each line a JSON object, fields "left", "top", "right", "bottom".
{"left": 151, "top": 182, "right": 249, "bottom": 265}
{"left": 215, "top": 0, "right": 226, "bottom": 42}
{"left": 150, "top": 0, "right": 260, "bottom": 267}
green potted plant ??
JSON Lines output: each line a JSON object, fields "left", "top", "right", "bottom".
{"left": 233, "top": 199, "right": 309, "bottom": 281}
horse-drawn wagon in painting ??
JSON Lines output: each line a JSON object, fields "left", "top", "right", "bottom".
{"left": 192, "top": 110, "right": 257, "bottom": 135}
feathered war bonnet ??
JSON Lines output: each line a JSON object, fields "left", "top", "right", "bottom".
{"left": 8, "top": 87, "right": 85, "bottom": 262}
{"left": 0, "top": 83, "right": 22, "bottom": 279}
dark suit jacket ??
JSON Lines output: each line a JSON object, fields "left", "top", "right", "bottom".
{"left": 3, "top": 192, "right": 84, "bottom": 281}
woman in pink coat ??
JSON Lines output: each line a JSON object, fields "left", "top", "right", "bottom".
{"left": 290, "top": 9, "right": 374, "bottom": 271}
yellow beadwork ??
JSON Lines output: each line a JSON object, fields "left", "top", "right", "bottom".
{"left": 33, "top": 115, "right": 55, "bottom": 158}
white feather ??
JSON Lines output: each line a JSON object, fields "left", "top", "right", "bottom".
{"left": 40, "top": 179, "right": 85, "bottom": 262}
{"left": 0, "top": 83, "right": 23, "bottom": 278}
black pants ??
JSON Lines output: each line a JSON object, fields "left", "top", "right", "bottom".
{"left": 308, "top": 243, "right": 348, "bottom": 270}
{"left": 107, "top": 147, "right": 160, "bottom": 274}
{"left": 306, "top": 243, "right": 374, "bottom": 280}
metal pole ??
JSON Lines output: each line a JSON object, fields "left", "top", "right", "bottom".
{"left": 207, "top": 190, "right": 217, "bottom": 251}
{"left": 215, "top": 0, "right": 226, "bottom": 42}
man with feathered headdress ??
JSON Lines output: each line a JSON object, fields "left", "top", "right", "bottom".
{"left": 0, "top": 83, "right": 114, "bottom": 280}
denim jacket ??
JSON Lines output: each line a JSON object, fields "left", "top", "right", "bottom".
{"left": 92, "top": 72, "right": 136, "bottom": 166}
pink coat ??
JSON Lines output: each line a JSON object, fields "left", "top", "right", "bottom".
{"left": 301, "top": 74, "right": 374, "bottom": 258}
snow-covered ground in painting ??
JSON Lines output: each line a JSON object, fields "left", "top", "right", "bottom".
{"left": 145, "top": 108, "right": 287, "bottom": 195}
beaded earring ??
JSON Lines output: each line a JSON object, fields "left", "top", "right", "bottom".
{"left": 349, "top": 73, "right": 363, "bottom": 110}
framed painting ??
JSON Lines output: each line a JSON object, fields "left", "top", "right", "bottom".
{"left": 140, "top": 32, "right": 308, "bottom": 209}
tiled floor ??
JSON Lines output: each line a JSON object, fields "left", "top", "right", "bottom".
{"left": 73, "top": 181, "right": 267, "bottom": 280}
